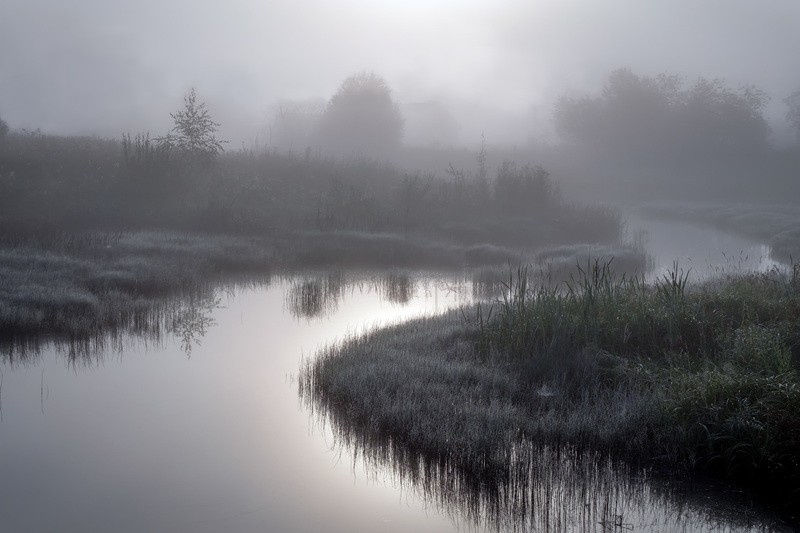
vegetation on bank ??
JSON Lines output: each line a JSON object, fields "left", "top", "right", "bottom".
{"left": 0, "top": 229, "right": 650, "bottom": 356}
{"left": 0, "top": 230, "right": 536, "bottom": 351}
{"left": 0, "top": 107, "right": 640, "bottom": 352}
{"left": 302, "top": 262, "right": 800, "bottom": 522}
{"left": 0, "top": 126, "right": 623, "bottom": 249}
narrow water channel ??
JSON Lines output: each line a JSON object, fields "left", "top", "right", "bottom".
{"left": 628, "top": 213, "right": 781, "bottom": 280}
{"left": 0, "top": 219, "right": 793, "bottom": 532}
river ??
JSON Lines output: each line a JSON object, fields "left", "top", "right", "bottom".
{"left": 0, "top": 217, "right": 793, "bottom": 532}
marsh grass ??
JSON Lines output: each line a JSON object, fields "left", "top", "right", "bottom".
{"left": 0, "top": 232, "right": 275, "bottom": 349}
{"left": 303, "top": 261, "right": 800, "bottom": 524}
{"left": 0, "top": 224, "right": 650, "bottom": 361}
{"left": 0, "top": 130, "right": 626, "bottom": 246}
{"left": 0, "top": 229, "right": 521, "bottom": 348}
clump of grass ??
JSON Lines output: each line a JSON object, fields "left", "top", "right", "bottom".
{"left": 474, "top": 261, "right": 800, "bottom": 509}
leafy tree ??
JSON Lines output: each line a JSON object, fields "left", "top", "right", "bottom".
{"left": 554, "top": 68, "right": 770, "bottom": 156}
{"left": 315, "top": 71, "right": 404, "bottom": 153}
{"left": 160, "top": 88, "right": 225, "bottom": 163}
{"left": 681, "top": 79, "right": 769, "bottom": 150}
{"left": 555, "top": 69, "right": 681, "bottom": 149}
{"left": 785, "top": 88, "right": 800, "bottom": 143}
{"left": 0, "top": 115, "right": 8, "bottom": 139}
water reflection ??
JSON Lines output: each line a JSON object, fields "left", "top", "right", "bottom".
{"left": 631, "top": 214, "right": 783, "bottom": 280}
{"left": 0, "top": 267, "right": 793, "bottom": 532}
{"left": 285, "top": 270, "right": 456, "bottom": 320}
{"left": 285, "top": 271, "right": 347, "bottom": 319}
{"left": 305, "top": 399, "right": 790, "bottom": 532}
{"left": 169, "top": 293, "right": 222, "bottom": 357}
{"left": 379, "top": 270, "right": 416, "bottom": 304}
{"left": 0, "top": 286, "right": 227, "bottom": 363}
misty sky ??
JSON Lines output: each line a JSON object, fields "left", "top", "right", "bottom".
{"left": 2, "top": 0, "right": 799, "bottom": 145}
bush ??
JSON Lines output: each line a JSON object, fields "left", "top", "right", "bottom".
{"left": 493, "top": 160, "right": 556, "bottom": 215}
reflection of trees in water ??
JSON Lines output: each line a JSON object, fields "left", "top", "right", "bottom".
{"left": 169, "top": 293, "right": 222, "bottom": 357}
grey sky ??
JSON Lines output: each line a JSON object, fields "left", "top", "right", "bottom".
{"left": 2, "top": 0, "right": 799, "bottom": 145}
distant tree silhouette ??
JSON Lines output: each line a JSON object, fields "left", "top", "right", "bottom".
{"left": 494, "top": 160, "right": 555, "bottom": 214}
{"left": 555, "top": 69, "right": 681, "bottom": 151}
{"left": 785, "top": 88, "right": 800, "bottom": 144}
{"left": 315, "top": 71, "right": 404, "bottom": 154}
{"left": 554, "top": 68, "right": 770, "bottom": 157}
{"left": 271, "top": 98, "right": 325, "bottom": 151}
{"left": 681, "top": 78, "right": 769, "bottom": 151}
{"left": 159, "top": 88, "right": 225, "bottom": 163}
{"left": 0, "top": 115, "right": 8, "bottom": 139}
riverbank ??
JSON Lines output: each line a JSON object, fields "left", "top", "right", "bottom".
{"left": 0, "top": 230, "right": 649, "bottom": 355}
{"left": 301, "top": 263, "right": 800, "bottom": 524}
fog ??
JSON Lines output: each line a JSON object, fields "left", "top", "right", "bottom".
{"left": 2, "top": 0, "right": 799, "bottom": 146}
{"left": 5, "top": 3, "right": 800, "bottom": 530}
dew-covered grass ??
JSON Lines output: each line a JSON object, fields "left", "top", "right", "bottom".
{"left": 302, "top": 261, "right": 800, "bottom": 523}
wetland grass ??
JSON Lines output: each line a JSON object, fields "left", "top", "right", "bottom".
{"left": 302, "top": 260, "right": 800, "bottom": 523}
{"left": 0, "top": 229, "right": 538, "bottom": 356}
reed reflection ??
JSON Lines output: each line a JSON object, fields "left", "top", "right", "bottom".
{"left": 379, "top": 270, "right": 416, "bottom": 304}
{"left": 302, "top": 399, "right": 789, "bottom": 533}
{"left": 0, "top": 285, "right": 228, "bottom": 363}
{"left": 285, "top": 271, "right": 347, "bottom": 320}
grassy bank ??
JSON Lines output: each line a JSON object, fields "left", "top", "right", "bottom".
{"left": 0, "top": 229, "right": 546, "bottom": 353}
{"left": 0, "top": 229, "right": 650, "bottom": 356}
{"left": 302, "top": 262, "right": 800, "bottom": 524}
{"left": 0, "top": 130, "right": 624, "bottom": 249}
{"left": 0, "top": 129, "right": 650, "bottom": 357}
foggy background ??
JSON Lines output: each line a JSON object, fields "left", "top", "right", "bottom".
{"left": 2, "top": 0, "right": 799, "bottom": 147}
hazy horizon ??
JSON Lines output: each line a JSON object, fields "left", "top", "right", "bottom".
{"left": 2, "top": 0, "right": 800, "bottom": 147}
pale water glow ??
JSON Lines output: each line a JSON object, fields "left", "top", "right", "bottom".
{"left": 0, "top": 256, "right": 790, "bottom": 531}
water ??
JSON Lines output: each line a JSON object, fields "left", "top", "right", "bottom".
{"left": 629, "top": 213, "right": 782, "bottom": 280}
{"left": 0, "top": 220, "right": 794, "bottom": 532}
{"left": 0, "top": 273, "right": 478, "bottom": 533}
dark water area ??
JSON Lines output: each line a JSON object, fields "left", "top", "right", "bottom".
{"left": 0, "top": 221, "right": 795, "bottom": 532}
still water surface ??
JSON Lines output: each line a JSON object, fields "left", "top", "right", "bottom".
{"left": 0, "top": 219, "right": 792, "bottom": 532}
{"left": 630, "top": 213, "right": 780, "bottom": 280}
